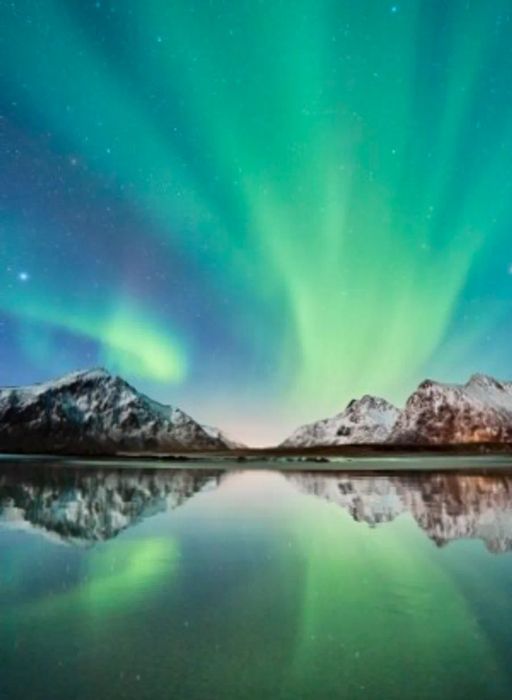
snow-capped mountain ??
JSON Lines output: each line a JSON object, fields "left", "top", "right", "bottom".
{"left": 390, "top": 374, "right": 512, "bottom": 445}
{"left": 0, "top": 465, "right": 221, "bottom": 543}
{"left": 281, "top": 395, "right": 401, "bottom": 447}
{"left": 287, "top": 472, "right": 512, "bottom": 553}
{"left": 281, "top": 374, "right": 512, "bottom": 447}
{"left": 0, "top": 368, "right": 229, "bottom": 454}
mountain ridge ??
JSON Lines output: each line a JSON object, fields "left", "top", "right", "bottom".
{"left": 281, "top": 373, "right": 512, "bottom": 448}
{"left": 0, "top": 368, "right": 230, "bottom": 454}
{"left": 281, "top": 395, "right": 400, "bottom": 447}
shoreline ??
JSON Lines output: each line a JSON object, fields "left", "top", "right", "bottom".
{"left": 2, "top": 448, "right": 512, "bottom": 475}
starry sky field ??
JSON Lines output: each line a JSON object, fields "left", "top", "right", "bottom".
{"left": 1, "top": 0, "right": 512, "bottom": 445}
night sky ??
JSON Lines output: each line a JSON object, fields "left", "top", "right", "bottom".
{"left": 1, "top": 0, "right": 512, "bottom": 445}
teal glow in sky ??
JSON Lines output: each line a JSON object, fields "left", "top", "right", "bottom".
{"left": 1, "top": 0, "right": 512, "bottom": 444}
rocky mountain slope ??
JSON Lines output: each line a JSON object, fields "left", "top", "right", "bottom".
{"left": 0, "top": 368, "right": 229, "bottom": 454}
{"left": 390, "top": 374, "right": 512, "bottom": 445}
{"left": 281, "top": 395, "right": 401, "bottom": 447}
{"left": 202, "top": 425, "right": 247, "bottom": 449}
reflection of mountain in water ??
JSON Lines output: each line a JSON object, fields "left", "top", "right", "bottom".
{"left": 2, "top": 465, "right": 512, "bottom": 552}
{"left": 0, "top": 465, "right": 221, "bottom": 544}
{"left": 288, "top": 473, "right": 512, "bottom": 553}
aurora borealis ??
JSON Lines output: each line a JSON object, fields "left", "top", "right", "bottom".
{"left": 2, "top": 1, "right": 512, "bottom": 444}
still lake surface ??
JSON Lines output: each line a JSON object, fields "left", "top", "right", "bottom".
{"left": 2, "top": 456, "right": 512, "bottom": 699}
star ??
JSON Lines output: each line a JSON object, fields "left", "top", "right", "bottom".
{"left": 18, "top": 271, "right": 30, "bottom": 282}
{"left": 390, "top": 5, "right": 399, "bottom": 13}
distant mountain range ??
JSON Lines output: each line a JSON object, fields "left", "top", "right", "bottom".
{"left": 281, "top": 374, "right": 512, "bottom": 448}
{"left": 1, "top": 369, "right": 512, "bottom": 452}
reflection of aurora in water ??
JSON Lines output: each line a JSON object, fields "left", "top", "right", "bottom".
{"left": 288, "top": 500, "right": 511, "bottom": 699}
{"left": 2, "top": 463, "right": 512, "bottom": 699}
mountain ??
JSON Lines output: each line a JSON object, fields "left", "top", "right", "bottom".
{"left": 390, "top": 374, "right": 512, "bottom": 445}
{"left": 281, "top": 395, "right": 401, "bottom": 447}
{"left": 282, "top": 374, "right": 512, "bottom": 447}
{"left": 287, "top": 472, "right": 512, "bottom": 553}
{"left": 4, "top": 368, "right": 512, "bottom": 452}
{"left": 0, "top": 368, "right": 229, "bottom": 454}
{"left": 0, "top": 464, "right": 221, "bottom": 543}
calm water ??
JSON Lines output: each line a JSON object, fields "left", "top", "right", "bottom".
{"left": 2, "top": 458, "right": 512, "bottom": 699}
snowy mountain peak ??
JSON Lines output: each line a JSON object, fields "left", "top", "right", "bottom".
{"left": 468, "top": 372, "right": 498, "bottom": 385}
{"left": 0, "top": 369, "right": 229, "bottom": 454}
{"left": 58, "top": 366, "right": 111, "bottom": 381}
{"left": 349, "top": 394, "right": 393, "bottom": 411}
{"left": 280, "top": 395, "right": 401, "bottom": 447}
{"left": 391, "top": 374, "right": 512, "bottom": 444}
{"left": 466, "top": 373, "right": 511, "bottom": 391}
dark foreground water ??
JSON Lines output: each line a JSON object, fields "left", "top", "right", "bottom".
{"left": 2, "top": 458, "right": 512, "bottom": 700}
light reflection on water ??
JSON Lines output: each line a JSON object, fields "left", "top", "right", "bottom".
{"left": 1, "top": 459, "right": 512, "bottom": 700}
